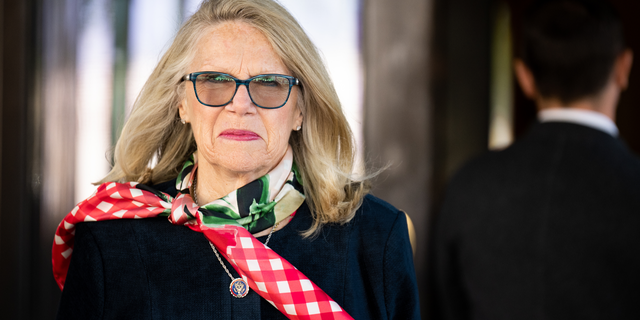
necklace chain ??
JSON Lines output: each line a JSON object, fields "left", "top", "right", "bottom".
{"left": 193, "top": 176, "right": 278, "bottom": 284}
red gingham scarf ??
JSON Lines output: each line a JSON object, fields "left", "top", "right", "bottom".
{"left": 52, "top": 154, "right": 353, "bottom": 319}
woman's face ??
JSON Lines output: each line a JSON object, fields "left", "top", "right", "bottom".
{"left": 179, "top": 21, "right": 302, "bottom": 181}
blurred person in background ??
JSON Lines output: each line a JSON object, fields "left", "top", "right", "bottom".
{"left": 52, "top": 0, "right": 420, "bottom": 318}
{"left": 430, "top": 0, "right": 639, "bottom": 319}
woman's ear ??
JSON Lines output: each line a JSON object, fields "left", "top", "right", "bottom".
{"left": 292, "top": 88, "right": 304, "bottom": 131}
{"left": 293, "top": 109, "right": 303, "bottom": 131}
{"left": 514, "top": 59, "right": 538, "bottom": 99}
{"left": 178, "top": 101, "right": 189, "bottom": 123}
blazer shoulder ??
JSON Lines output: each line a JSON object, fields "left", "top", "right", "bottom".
{"left": 76, "top": 216, "right": 163, "bottom": 237}
{"left": 75, "top": 218, "right": 134, "bottom": 243}
{"left": 349, "top": 194, "right": 410, "bottom": 243}
{"left": 74, "top": 218, "right": 178, "bottom": 257}
{"left": 357, "top": 194, "right": 403, "bottom": 223}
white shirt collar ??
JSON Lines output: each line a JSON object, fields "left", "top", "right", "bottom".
{"left": 537, "top": 108, "right": 619, "bottom": 137}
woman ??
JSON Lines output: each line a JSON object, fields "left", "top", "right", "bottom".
{"left": 53, "top": 0, "right": 420, "bottom": 319}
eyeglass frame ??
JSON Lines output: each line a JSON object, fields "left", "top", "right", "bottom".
{"left": 181, "top": 71, "right": 301, "bottom": 109}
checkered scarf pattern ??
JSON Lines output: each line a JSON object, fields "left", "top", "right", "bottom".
{"left": 52, "top": 148, "right": 353, "bottom": 319}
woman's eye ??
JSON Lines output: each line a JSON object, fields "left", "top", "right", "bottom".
{"left": 254, "top": 77, "right": 283, "bottom": 87}
{"left": 202, "top": 75, "right": 233, "bottom": 83}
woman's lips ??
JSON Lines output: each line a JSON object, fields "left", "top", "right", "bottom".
{"left": 219, "top": 129, "right": 260, "bottom": 141}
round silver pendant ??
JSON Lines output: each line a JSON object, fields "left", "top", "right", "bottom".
{"left": 230, "top": 278, "right": 249, "bottom": 298}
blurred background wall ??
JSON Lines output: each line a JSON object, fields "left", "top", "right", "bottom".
{"left": 1, "top": 0, "right": 639, "bottom": 318}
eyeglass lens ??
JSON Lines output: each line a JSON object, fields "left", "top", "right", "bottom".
{"left": 194, "top": 73, "right": 293, "bottom": 108}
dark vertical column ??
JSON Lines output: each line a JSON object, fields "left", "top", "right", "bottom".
{"left": 0, "top": 0, "right": 40, "bottom": 318}
{"left": 361, "top": 0, "right": 433, "bottom": 310}
{"left": 431, "top": 0, "right": 492, "bottom": 191}
{"left": 429, "top": 0, "right": 493, "bottom": 314}
{"left": 363, "top": 0, "right": 493, "bottom": 315}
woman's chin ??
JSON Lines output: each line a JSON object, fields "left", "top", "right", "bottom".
{"left": 201, "top": 141, "right": 285, "bottom": 180}
{"left": 207, "top": 154, "right": 269, "bottom": 178}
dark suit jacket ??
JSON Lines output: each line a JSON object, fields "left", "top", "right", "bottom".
{"left": 431, "top": 122, "right": 640, "bottom": 320}
{"left": 57, "top": 182, "right": 421, "bottom": 320}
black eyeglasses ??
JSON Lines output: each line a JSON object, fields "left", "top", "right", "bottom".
{"left": 182, "top": 71, "right": 300, "bottom": 109}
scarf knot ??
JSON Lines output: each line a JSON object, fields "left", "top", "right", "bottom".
{"left": 169, "top": 193, "right": 198, "bottom": 225}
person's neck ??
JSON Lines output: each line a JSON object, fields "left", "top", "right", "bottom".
{"left": 192, "top": 153, "right": 295, "bottom": 237}
{"left": 535, "top": 81, "right": 619, "bottom": 121}
{"left": 195, "top": 163, "right": 267, "bottom": 205}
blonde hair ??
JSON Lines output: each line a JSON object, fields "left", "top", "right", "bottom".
{"left": 101, "top": 0, "right": 370, "bottom": 236}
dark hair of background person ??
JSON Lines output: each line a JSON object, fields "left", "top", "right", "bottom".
{"left": 519, "top": 0, "right": 626, "bottom": 104}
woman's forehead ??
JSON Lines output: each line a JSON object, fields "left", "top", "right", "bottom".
{"left": 190, "top": 21, "right": 289, "bottom": 76}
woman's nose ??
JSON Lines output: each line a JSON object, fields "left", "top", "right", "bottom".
{"left": 225, "top": 85, "right": 256, "bottom": 114}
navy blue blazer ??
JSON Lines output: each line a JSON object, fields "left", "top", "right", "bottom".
{"left": 57, "top": 180, "right": 421, "bottom": 319}
{"left": 430, "top": 122, "right": 640, "bottom": 320}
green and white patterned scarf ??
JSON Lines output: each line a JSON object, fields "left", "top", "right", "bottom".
{"left": 175, "top": 145, "right": 305, "bottom": 234}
